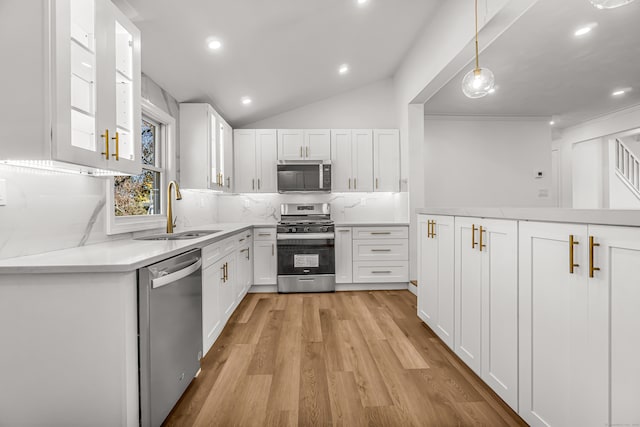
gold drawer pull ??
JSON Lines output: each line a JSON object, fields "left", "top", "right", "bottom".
{"left": 479, "top": 226, "right": 486, "bottom": 252}
{"left": 112, "top": 132, "right": 120, "bottom": 161}
{"left": 101, "top": 129, "right": 110, "bottom": 159}
{"left": 472, "top": 224, "right": 478, "bottom": 249}
{"left": 569, "top": 235, "right": 580, "bottom": 274}
{"left": 589, "top": 236, "right": 600, "bottom": 278}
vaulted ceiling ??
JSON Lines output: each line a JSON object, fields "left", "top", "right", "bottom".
{"left": 117, "top": 0, "right": 442, "bottom": 127}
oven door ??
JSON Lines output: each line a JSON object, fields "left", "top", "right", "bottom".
{"left": 277, "top": 237, "right": 335, "bottom": 276}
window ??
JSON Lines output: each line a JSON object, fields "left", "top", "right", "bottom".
{"left": 107, "top": 100, "right": 175, "bottom": 235}
{"left": 114, "top": 117, "right": 162, "bottom": 216}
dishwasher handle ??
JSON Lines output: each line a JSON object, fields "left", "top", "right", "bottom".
{"left": 152, "top": 258, "right": 202, "bottom": 289}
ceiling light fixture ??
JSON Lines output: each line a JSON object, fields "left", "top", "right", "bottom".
{"left": 462, "top": 0, "right": 495, "bottom": 99}
{"left": 339, "top": 64, "right": 349, "bottom": 75}
{"left": 550, "top": 121, "right": 555, "bottom": 125}
{"left": 241, "top": 97, "right": 252, "bottom": 105}
{"left": 589, "top": 0, "right": 636, "bottom": 9}
{"left": 357, "top": 0, "right": 368, "bottom": 4}
{"left": 612, "top": 89, "right": 626, "bottom": 96}
{"left": 208, "top": 40, "right": 222, "bottom": 50}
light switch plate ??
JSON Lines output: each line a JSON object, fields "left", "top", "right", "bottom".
{"left": 0, "top": 179, "right": 6, "bottom": 206}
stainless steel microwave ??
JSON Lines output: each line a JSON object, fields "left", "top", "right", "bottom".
{"left": 277, "top": 162, "right": 331, "bottom": 193}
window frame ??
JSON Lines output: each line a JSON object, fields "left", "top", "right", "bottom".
{"left": 106, "top": 99, "right": 176, "bottom": 235}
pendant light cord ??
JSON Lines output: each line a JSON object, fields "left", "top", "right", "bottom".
{"left": 475, "top": 0, "right": 480, "bottom": 70}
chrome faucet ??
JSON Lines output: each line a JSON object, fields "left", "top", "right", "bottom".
{"left": 166, "top": 180, "right": 182, "bottom": 234}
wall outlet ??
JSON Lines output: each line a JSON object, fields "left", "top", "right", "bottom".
{"left": 0, "top": 179, "right": 6, "bottom": 206}
{"left": 534, "top": 170, "right": 544, "bottom": 179}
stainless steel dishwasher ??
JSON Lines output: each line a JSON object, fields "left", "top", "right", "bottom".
{"left": 138, "top": 249, "right": 203, "bottom": 427}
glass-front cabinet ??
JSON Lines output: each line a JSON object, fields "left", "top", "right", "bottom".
{"left": 0, "top": 0, "right": 141, "bottom": 175}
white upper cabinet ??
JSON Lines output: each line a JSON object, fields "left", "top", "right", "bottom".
{"left": 331, "top": 130, "right": 373, "bottom": 192}
{"left": 304, "top": 129, "right": 331, "bottom": 160}
{"left": 277, "top": 129, "right": 330, "bottom": 161}
{"left": 277, "top": 129, "right": 305, "bottom": 160}
{"left": 373, "top": 129, "right": 400, "bottom": 192}
{"left": 180, "top": 103, "right": 234, "bottom": 191}
{"left": 1, "top": 0, "right": 141, "bottom": 175}
{"left": 233, "top": 129, "right": 277, "bottom": 193}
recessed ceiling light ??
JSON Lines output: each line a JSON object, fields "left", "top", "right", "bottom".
{"left": 549, "top": 121, "right": 555, "bottom": 125}
{"left": 208, "top": 40, "right": 222, "bottom": 50}
{"left": 612, "top": 90, "right": 626, "bottom": 96}
{"left": 338, "top": 64, "right": 349, "bottom": 75}
{"left": 241, "top": 97, "right": 252, "bottom": 105}
{"left": 574, "top": 22, "right": 598, "bottom": 37}
{"left": 357, "top": 0, "right": 368, "bottom": 4}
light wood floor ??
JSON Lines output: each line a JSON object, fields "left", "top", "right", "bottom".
{"left": 164, "top": 291, "right": 527, "bottom": 427}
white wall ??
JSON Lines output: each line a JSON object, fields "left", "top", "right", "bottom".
{"left": 423, "top": 117, "right": 553, "bottom": 207}
{"left": 554, "top": 103, "right": 640, "bottom": 207}
{"left": 240, "top": 79, "right": 397, "bottom": 129}
{"left": 0, "top": 75, "right": 181, "bottom": 260}
{"left": 571, "top": 138, "right": 605, "bottom": 208}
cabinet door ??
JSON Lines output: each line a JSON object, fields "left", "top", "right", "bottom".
{"left": 480, "top": 219, "right": 518, "bottom": 410}
{"left": 53, "top": 0, "right": 108, "bottom": 169}
{"left": 202, "top": 262, "right": 223, "bottom": 356}
{"left": 256, "top": 130, "right": 278, "bottom": 193}
{"left": 335, "top": 227, "right": 353, "bottom": 283}
{"left": 373, "top": 129, "right": 400, "bottom": 192}
{"left": 234, "top": 130, "right": 256, "bottom": 193}
{"left": 104, "top": 3, "right": 141, "bottom": 174}
{"left": 236, "top": 245, "right": 252, "bottom": 301}
{"left": 220, "top": 255, "right": 236, "bottom": 323}
{"left": 253, "top": 240, "right": 277, "bottom": 285}
{"left": 304, "top": 129, "right": 330, "bottom": 160}
{"left": 454, "top": 217, "right": 483, "bottom": 374}
{"left": 353, "top": 130, "right": 374, "bottom": 192}
{"left": 218, "top": 119, "right": 233, "bottom": 192}
{"left": 277, "top": 129, "right": 304, "bottom": 161}
{"left": 331, "top": 130, "right": 353, "bottom": 192}
{"left": 590, "top": 225, "right": 640, "bottom": 427}
{"left": 519, "top": 221, "right": 595, "bottom": 427}
{"left": 417, "top": 215, "right": 455, "bottom": 349}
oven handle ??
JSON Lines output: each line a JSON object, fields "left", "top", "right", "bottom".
{"left": 277, "top": 233, "right": 335, "bottom": 240}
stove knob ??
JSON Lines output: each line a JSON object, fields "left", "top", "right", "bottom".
{"left": 321, "top": 227, "right": 328, "bottom": 232}
{"left": 290, "top": 227, "right": 297, "bottom": 233}
{"left": 304, "top": 227, "right": 310, "bottom": 232}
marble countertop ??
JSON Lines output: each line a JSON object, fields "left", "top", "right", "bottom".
{"left": 0, "top": 223, "right": 261, "bottom": 274}
{"left": 416, "top": 208, "right": 640, "bottom": 227}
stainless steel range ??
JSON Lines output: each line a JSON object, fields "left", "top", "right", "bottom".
{"left": 277, "top": 203, "right": 335, "bottom": 293}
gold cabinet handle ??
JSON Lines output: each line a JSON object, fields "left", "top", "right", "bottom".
{"left": 569, "top": 235, "right": 580, "bottom": 274}
{"left": 252, "top": 179, "right": 255, "bottom": 190}
{"left": 111, "top": 131, "right": 120, "bottom": 161}
{"left": 272, "top": 243, "right": 275, "bottom": 256}
{"left": 354, "top": 178, "right": 357, "bottom": 190}
{"left": 479, "top": 226, "right": 486, "bottom": 252}
{"left": 101, "top": 129, "right": 110, "bottom": 159}
{"left": 221, "top": 264, "right": 226, "bottom": 282}
{"left": 589, "top": 236, "right": 600, "bottom": 278}
{"left": 348, "top": 178, "right": 351, "bottom": 190}
{"left": 258, "top": 179, "right": 261, "bottom": 190}
{"left": 376, "top": 178, "right": 379, "bottom": 189}
{"left": 300, "top": 146, "right": 303, "bottom": 158}
{"left": 431, "top": 220, "right": 437, "bottom": 238}
{"left": 224, "top": 262, "right": 229, "bottom": 281}
{"left": 306, "top": 146, "right": 310, "bottom": 157}
{"left": 227, "top": 177, "right": 230, "bottom": 188}
{"left": 472, "top": 224, "right": 478, "bottom": 249}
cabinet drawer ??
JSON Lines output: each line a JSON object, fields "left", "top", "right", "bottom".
{"left": 352, "top": 239, "right": 408, "bottom": 261}
{"left": 203, "top": 236, "right": 237, "bottom": 268}
{"left": 254, "top": 228, "right": 276, "bottom": 241}
{"left": 353, "top": 261, "right": 409, "bottom": 283}
{"left": 236, "top": 230, "right": 253, "bottom": 245}
{"left": 353, "top": 226, "right": 408, "bottom": 239}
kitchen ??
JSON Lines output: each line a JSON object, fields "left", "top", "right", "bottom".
{"left": 0, "top": 0, "right": 639, "bottom": 426}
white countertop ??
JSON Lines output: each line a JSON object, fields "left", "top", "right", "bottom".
{"left": 0, "top": 223, "right": 262, "bottom": 274}
{"left": 416, "top": 208, "right": 640, "bottom": 227}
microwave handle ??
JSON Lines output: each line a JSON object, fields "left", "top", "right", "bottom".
{"left": 319, "top": 164, "right": 323, "bottom": 189}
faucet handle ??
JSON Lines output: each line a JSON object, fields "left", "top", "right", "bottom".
{"left": 172, "top": 216, "right": 178, "bottom": 228}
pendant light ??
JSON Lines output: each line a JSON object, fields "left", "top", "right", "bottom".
{"left": 462, "top": 0, "right": 495, "bottom": 98}
{"left": 589, "top": 0, "right": 635, "bottom": 9}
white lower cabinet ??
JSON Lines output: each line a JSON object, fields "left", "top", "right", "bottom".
{"left": 253, "top": 228, "right": 277, "bottom": 286}
{"left": 236, "top": 231, "right": 253, "bottom": 301}
{"left": 520, "top": 222, "right": 640, "bottom": 427}
{"left": 417, "top": 215, "right": 455, "bottom": 349}
{"left": 351, "top": 226, "right": 409, "bottom": 284}
{"left": 335, "top": 227, "right": 353, "bottom": 283}
{"left": 202, "top": 259, "right": 223, "bottom": 356}
{"left": 220, "top": 254, "right": 236, "bottom": 323}
{"left": 454, "top": 217, "right": 518, "bottom": 410}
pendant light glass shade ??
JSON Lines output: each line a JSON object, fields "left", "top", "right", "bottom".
{"left": 589, "top": 0, "right": 635, "bottom": 8}
{"left": 462, "top": 68, "right": 495, "bottom": 98}
{"left": 462, "top": 0, "right": 495, "bottom": 99}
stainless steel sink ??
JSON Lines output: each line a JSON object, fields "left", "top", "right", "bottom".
{"left": 135, "top": 230, "right": 221, "bottom": 241}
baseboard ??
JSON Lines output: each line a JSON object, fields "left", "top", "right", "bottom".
{"left": 248, "top": 283, "right": 410, "bottom": 293}
{"left": 407, "top": 282, "right": 417, "bottom": 296}
{"left": 248, "top": 285, "right": 277, "bottom": 293}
